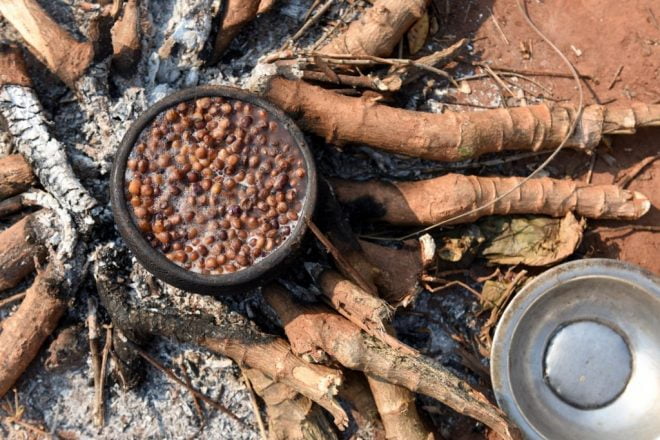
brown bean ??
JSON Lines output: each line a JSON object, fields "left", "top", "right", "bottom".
{"left": 128, "top": 178, "right": 142, "bottom": 195}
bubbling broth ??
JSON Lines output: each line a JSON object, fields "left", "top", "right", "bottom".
{"left": 124, "top": 97, "right": 307, "bottom": 275}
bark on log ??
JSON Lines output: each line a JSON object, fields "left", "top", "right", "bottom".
{"left": 0, "top": 261, "right": 67, "bottom": 397}
{"left": 0, "top": 154, "right": 35, "bottom": 200}
{"left": 0, "top": 211, "right": 47, "bottom": 292}
{"left": 111, "top": 0, "right": 141, "bottom": 75}
{"left": 0, "top": 44, "right": 31, "bottom": 87}
{"left": 0, "top": 0, "right": 94, "bottom": 87}
{"left": 338, "top": 371, "right": 386, "bottom": 439}
{"left": 243, "top": 368, "right": 338, "bottom": 440}
{"left": 262, "top": 78, "right": 660, "bottom": 161}
{"left": 93, "top": 244, "right": 348, "bottom": 429}
{"left": 332, "top": 175, "right": 651, "bottom": 226}
{"left": 211, "top": 0, "right": 261, "bottom": 63}
{"left": 263, "top": 285, "right": 520, "bottom": 440}
{"left": 318, "top": 0, "right": 429, "bottom": 57}
{"left": 368, "top": 375, "right": 432, "bottom": 440}
{"left": 0, "top": 47, "right": 98, "bottom": 232}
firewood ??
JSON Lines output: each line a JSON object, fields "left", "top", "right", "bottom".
{"left": 367, "top": 375, "right": 431, "bottom": 440}
{"left": 0, "top": 0, "right": 94, "bottom": 87}
{"left": 243, "top": 368, "right": 338, "bottom": 440}
{"left": 0, "top": 154, "right": 34, "bottom": 200}
{"left": 0, "top": 47, "right": 98, "bottom": 233}
{"left": 93, "top": 244, "right": 349, "bottom": 430}
{"left": 262, "top": 77, "right": 660, "bottom": 161}
{"left": 263, "top": 284, "right": 521, "bottom": 440}
{"left": 338, "top": 371, "right": 386, "bottom": 439}
{"left": 111, "top": 0, "right": 141, "bottom": 75}
{"left": 332, "top": 174, "right": 651, "bottom": 226}
{"left": 318, "top": 0, "right": 429, "bottom": 57}
{"left": 0, "top": 211, "right": 47, "bottom": 293}
{"left": 0, "top": 261, "right": 67, "bottom": 397}
{"left": 211, "top": 0, "right": 262, "bottom": 63}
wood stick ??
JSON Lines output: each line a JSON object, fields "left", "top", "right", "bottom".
{"left": 211, "top": 0, "right": 261, "bottom": 63}
{"left": 243, "top": 368, "right": 338, "bottom": 440}
{"left": 0, "top": 155, "right": 34, "bottom": 200}
{"left": 0, "top": 212, "right": 47, "bottom": 292}
{"left": 318, "top": 0, "right": 429, "bottom": 57}
{"left": 262, "top": 77, "right": 660, "bottom": 161}
{"left": 111, "top": 0, "right": 141, "bottom": 75}
{"left": 332, "top": 174, "right": 651, "bottom": 226}
{"left": 0, "top": 47, "right": 98, "bottom": 233}
{"left": 0, "top": 262, "right": 67, "bottom": 397}
{"left": 338, "top": 371, "right": 386, "bottom": 438}
{"left": 0, "top": 0, "right": 94, "bottom": 87}
{"left": 93, "top": 244, "right": 348, "bottom": 430}
{"left": 263, "top": 285, "right": 520, "bottom": 440}
{"left": 0, "top": 195, "right": 24, "bottom": 217}
{"left": 367, "top": 375, "right": 431, "bottom": 440}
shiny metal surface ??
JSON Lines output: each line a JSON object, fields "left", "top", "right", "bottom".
{"left": 491, "top": 259, "right": 660, "bottom": 440}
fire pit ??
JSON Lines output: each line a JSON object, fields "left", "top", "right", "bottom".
{"left": 111, "top": 85, "right": 317, "bottom": 293}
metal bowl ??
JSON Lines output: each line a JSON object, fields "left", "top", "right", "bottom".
{"left": 491, "top": 259, "right": 660, "bottom": 440}
{"left": 110, "top": 85, "right": 317, "bottom": 294}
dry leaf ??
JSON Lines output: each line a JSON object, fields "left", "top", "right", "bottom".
{"left": 407, "top": 12, "right": 429, "bottom": 54}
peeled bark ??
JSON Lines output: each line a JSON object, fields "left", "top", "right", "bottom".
{"left": 0, "top": 211, "right": 47, "bottom": 292}
{"left": 332, "top": 175, "right": 651, "bottom": 226}
{"left": 0, "top": 154, "right": 35, "bottom": 200}
{"left": 318, "top": 0, "right": 429, "bottom": 57}
{"left": 263, "top": 285, "right": 520, "bottom": 440}
{"left": 263, "top": 78, "right": 660, "bottom": 161}
{"left": 243, "top": 368, "right": 338, "bottom": 440}
{"left": 0, "top": 262, "right": 67, "bottom": 397}
{"left": 0, "top": 0, "right": 94, "bottom": 87}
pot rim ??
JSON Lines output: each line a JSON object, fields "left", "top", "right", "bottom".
{"left": 110, "top": 85, "right": 317, "bottom": 294}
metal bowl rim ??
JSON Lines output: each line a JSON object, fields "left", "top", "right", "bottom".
{"left": 490, "top": 258, "right": 660, "bottom": 438}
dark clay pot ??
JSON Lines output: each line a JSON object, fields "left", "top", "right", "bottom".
{"left": 110, "top": 85, "right": 317, "bottom": 294}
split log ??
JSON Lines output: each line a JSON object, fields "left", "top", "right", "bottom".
{"left": 262, "top": 77, "right": 660, "bottom": 161}
{"left": 0, "top": 47, "right": 98, "bottom": 233}
{"left": 318, "top": 0, "right": 429, "bottom": 57}
{"left": 211, "top": 0, "right": 261, "bottom": 63}
{"left": 332, "top": 175, "right": 651, "bottom": 226}
{"left": 263, "top": 285, "right": 521, "bottom": 440}
{"left": 243, "top": 368, "right": 338, "bottom": 440}
{"left": 111, "top": 0, "right": 141, "bottom": 75}
{"left": 0, "top": 0, "right": 94, "bottom": 87}
{"left": 0, "top": 211, "right": 48, "bottom": 292}
{"left": 0, "top": 154, "right": 34, "bottom": 200}
{"left": 93, "top": 244, "right": 348, "bottom": 429}
{"left": 0, "top": 261, "right": 67, "bottom": 397}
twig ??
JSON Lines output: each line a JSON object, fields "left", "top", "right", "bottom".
{"left": 608, "top": 65, "right": 624, "bottom": 90}
{"left": 489, "top": 8, "right": 510, "bottom": 45}
{"left": 289, "top": 0, "right": 334, "bottom": 44}
{"left": 87, "top": 298, "right": 102, "bottom": 427}
{"left": 586, "top": 225, "right": 660, "bottom": 235}
{"left": 429, "top": 280, "right": 483, "bottom": 300}
{"left": 241, "top": 370, "right": 267, "bottom": 440}
{"left": 585, "top": 151, "right": 597, "bottom": 184}
{"left": 0, "top": 292, "right": 25, "bottom": 309}
{"left": 96, "top": 325, "right": 112, "bottom": 428}
{"left": 131, "top": 343, "right": 245, "bottom": 426}
{"left": 181, "top": 361, "right": 206, "bottom": 428}
{"left": 615, "top": 155, "right": 658, "bottom": 188}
